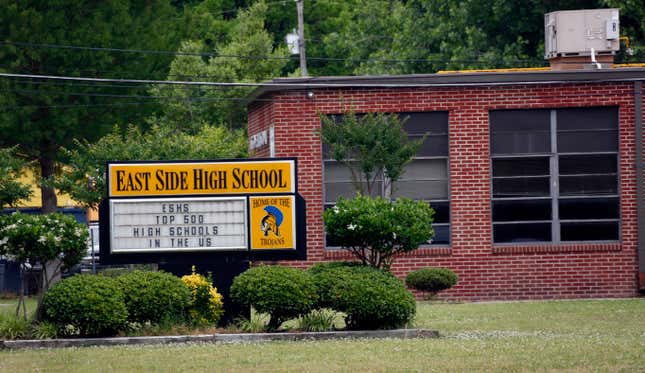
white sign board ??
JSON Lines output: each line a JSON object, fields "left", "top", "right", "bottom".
{"left": 110, "top": 197, "right": 247, "bottom": 253}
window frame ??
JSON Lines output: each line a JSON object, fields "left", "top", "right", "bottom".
{"left": 490, "top": 107, "right": 621, "bottom": 245}
{"left": 322, "top": 111, "right": 451, "bottom": 247}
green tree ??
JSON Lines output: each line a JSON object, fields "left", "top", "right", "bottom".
{"left": 152, "top": 0, "right": 288, "bottom": 131}
{"left": 0, "top": 212, "right": 88, "bottom": 320}
{"left": 0, "top": 1, "right": 181, "bottom": 212}
{"left": 304, "top": 0, "right": 644, "bottom": 76}
{"left": 54, "top": 124, "right": 247, "bottom": 209}
{"left": 0, "top": 147, "right": 32, "bottom": 209}
{"left": 320, "top": 111, "right": 422, "bottom": 197}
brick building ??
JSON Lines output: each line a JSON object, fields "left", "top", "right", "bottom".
{"left": 247, "top": 68, "right": 645, "bottom": 300}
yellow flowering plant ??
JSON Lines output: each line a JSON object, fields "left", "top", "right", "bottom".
{"left": 181, "top": 266, "right": 224, "bottom": 326}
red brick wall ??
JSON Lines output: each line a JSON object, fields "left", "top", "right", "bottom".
{"left": 247, "top": 82, "right": 640, "bottom": 300}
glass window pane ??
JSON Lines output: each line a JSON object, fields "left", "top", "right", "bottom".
{"left": 403, "top": 112, "right": 448, "bottom": 135}
{"left": 559, "top": 197, "right": 619, "bottom": 220}
{"left": 557, "top": 107, "right": 618, "bottom": 131}
{"left": 561, "top": 221, "right": 619, "bottom": 241}
{"left": 559, "top": 175, "right": 617, "bottom": 196}
{"left": 557, "top": 130, "right": 618, "bottom": 153}
{"left": 559, "top": 155, "right": 617, "bottom": 175}
{"left": 392, "top": 180, "right": 449, "bottom": 200}
{"left": 493, "top": 223, "right": 551, "bottom": 243}
{"left": 429, "top": 201, "right": 450, "bottom": 224}
{"left": 493, "top": 177, "right": 550, "bottom": 198}
{"left": 325, "top": 182, "right": 381, "bottom": 201}
{"left": 493, "top": 199, "right": 551, "bottom": 221}
{"left": 411, "top": 134, "right": 449, "bottom": 157}
{"left": 490, "top": 109, "right": 550, "bottom": 132}
{"left": 493, "top": 157, "right": 549, "bottom": 177}
{"left": 490, "top": 109, "right": 550, "bottom": 155}
{"left": 432, "top": 224, "right": 450, "bottom": 245}
{"left": 400, "top": 159, "right": 448, "bottom": 179}
{"left": 491, "top": 132, "right": 550, "bottom": 155}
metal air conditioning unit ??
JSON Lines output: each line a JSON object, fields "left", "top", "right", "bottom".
{"left": 544, "top": 8, "right": 619, "bottom": 59}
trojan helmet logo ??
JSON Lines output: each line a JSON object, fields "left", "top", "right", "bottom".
{"left": 261, "top": 205, "right": 283, "bottom": 237}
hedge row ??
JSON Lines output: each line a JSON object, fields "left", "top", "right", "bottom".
{"left": 42, "top": 270, "right": 222, "bottom": 337}
{"left": 230, "top": 263, "right": 416, "bottom": 330}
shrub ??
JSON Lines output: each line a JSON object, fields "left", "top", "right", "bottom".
{"left": 308, "top": 264, "right": 416, "bottom": 330}
{"left": 405, "top": 267, "right": 458, "bottom": 296}
{"left": 181, "top": 266, "right": 224, "bottom": 326}
{"left": 323, "top": 195, "right": 434, "bottom": 269}
{"left": 230, "top": 266, "right": 318, "bottom": 330}
{"left": 308, "top": 261, "right": 373, "bottom": 309}
{"left": 116, "top": 270, "right": 191, "bottom": 324}
{"left": 42, "top": 274, "right": 127, "bottom": 337}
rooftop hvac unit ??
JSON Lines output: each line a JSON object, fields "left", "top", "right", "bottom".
{"left": 544, "top": 9, "right": 619, "bottom": 59}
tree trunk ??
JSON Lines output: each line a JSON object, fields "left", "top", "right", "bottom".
{"left": 39, "top": 152, "right": 57, "bottom": 213}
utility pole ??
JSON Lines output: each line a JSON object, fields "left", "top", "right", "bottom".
{"left": 296, "top": 0, "right": 307, "bottom": 77}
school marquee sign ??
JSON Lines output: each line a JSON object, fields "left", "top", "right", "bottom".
{"left": 99, "top": 159, "right": 305, "bottom": 264}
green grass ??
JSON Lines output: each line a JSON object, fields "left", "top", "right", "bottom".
{"left": 0, "top": 297, "right": 37, "bottom": 319}
{"left": 1, "top": 299, "right": 644, "bottom": 372}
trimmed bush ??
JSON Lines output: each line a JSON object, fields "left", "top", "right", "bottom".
{"left": 42, "top": 274, "right": 127, "bottom": 337}
{"left": 181, "top": 266, "right": 224, "bottom": 326}
{"left": 230, "top": 265, "right": 318, "bottom": 330}
{"left": 116, "top": 270, "right": 191, "bottom": 324}
{"left": 405, "top": 267, "right": 458, "bottom": 295}
{"left": 308, "top": 263, "right": 416, "bottom": 330}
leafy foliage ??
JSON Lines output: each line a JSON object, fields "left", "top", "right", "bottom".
{"left": 323, "top": 196, "right": 434, "bottom": 269}
{"left": 0, "top": 313, "right": 30, "bottom": 340}
{"left": 115, "top": 270, "right": 192, "bottom": 325}
{"left": 0, "top": 147, "right": 32, "bottom": 209}
{"left": 181, "top": 266, "right": 225, "bottom": 326}
{"left": 55, "top": 124, "right": 247, "bottom": 208}
{"left": 230, "top": 265, "right": 318, "bottom": 330}
{"left": 0, "top": 0, "right": 181, "bottom": 212}
{"left": 0, "top": 212, "right": 88, "bottom": 319}
{"left": 405, "top": 267, "right": 459, "bottom": 296}
{"left": 152, "top": 0, "right": 288, "bottom": 131}
{"left": 320, "top": 111, "right": 422, "bottom": 197}
{"left": 296, "top": 309, "right": 338, "bottom": 332}
{"left": 0, "top": 212, "right": 88, "bottom": 271}
{"left": 42, "top": 274, "right": 128, "bottom": 337}
{"left": 308, "top": 264, "right": 416, "bottom": 330}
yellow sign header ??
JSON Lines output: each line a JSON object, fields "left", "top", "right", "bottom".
{"left": 109, "top": 160, "right": 295, "bottom": 197}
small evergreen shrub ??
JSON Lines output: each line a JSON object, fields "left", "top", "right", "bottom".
{"left": 116, "top": 270, "right": 191, "bottom": 324}
{"left": 181, "top": 266, "right": 224, "bottom": 326}
{"left": 308, "top": 264, "right": 416, "bottom": 330}
{"left": 42, "top": 274, "right": 127, "bottom": 337}
{"left": 405, "top": 267, "right": 458, "bottom": 296}
{"left": 230, "top": 265, "right": 318, "bottom": 330}
{"left": 323, "top": 195, "right": 434, "bottom": 269}
{"left": 308, "top": 261, "right": 374, "bottom": 309}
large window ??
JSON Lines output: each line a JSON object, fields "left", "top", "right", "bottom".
{"left": 323, "top": 112, "right": 450, "bottom": 245}
{"left": 490, "top": 107, "right": 619, "bottom": 243}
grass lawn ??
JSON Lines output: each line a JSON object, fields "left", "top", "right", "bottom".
{"left": 0, "top": 297, "right": 37, "bottom": 319}
{"left": 1, "top": 298, "right": 644, "bottom": 372}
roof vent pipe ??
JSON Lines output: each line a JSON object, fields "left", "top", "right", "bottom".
{"left": 590, "top": 48, "right": 602, "bottom": 69}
